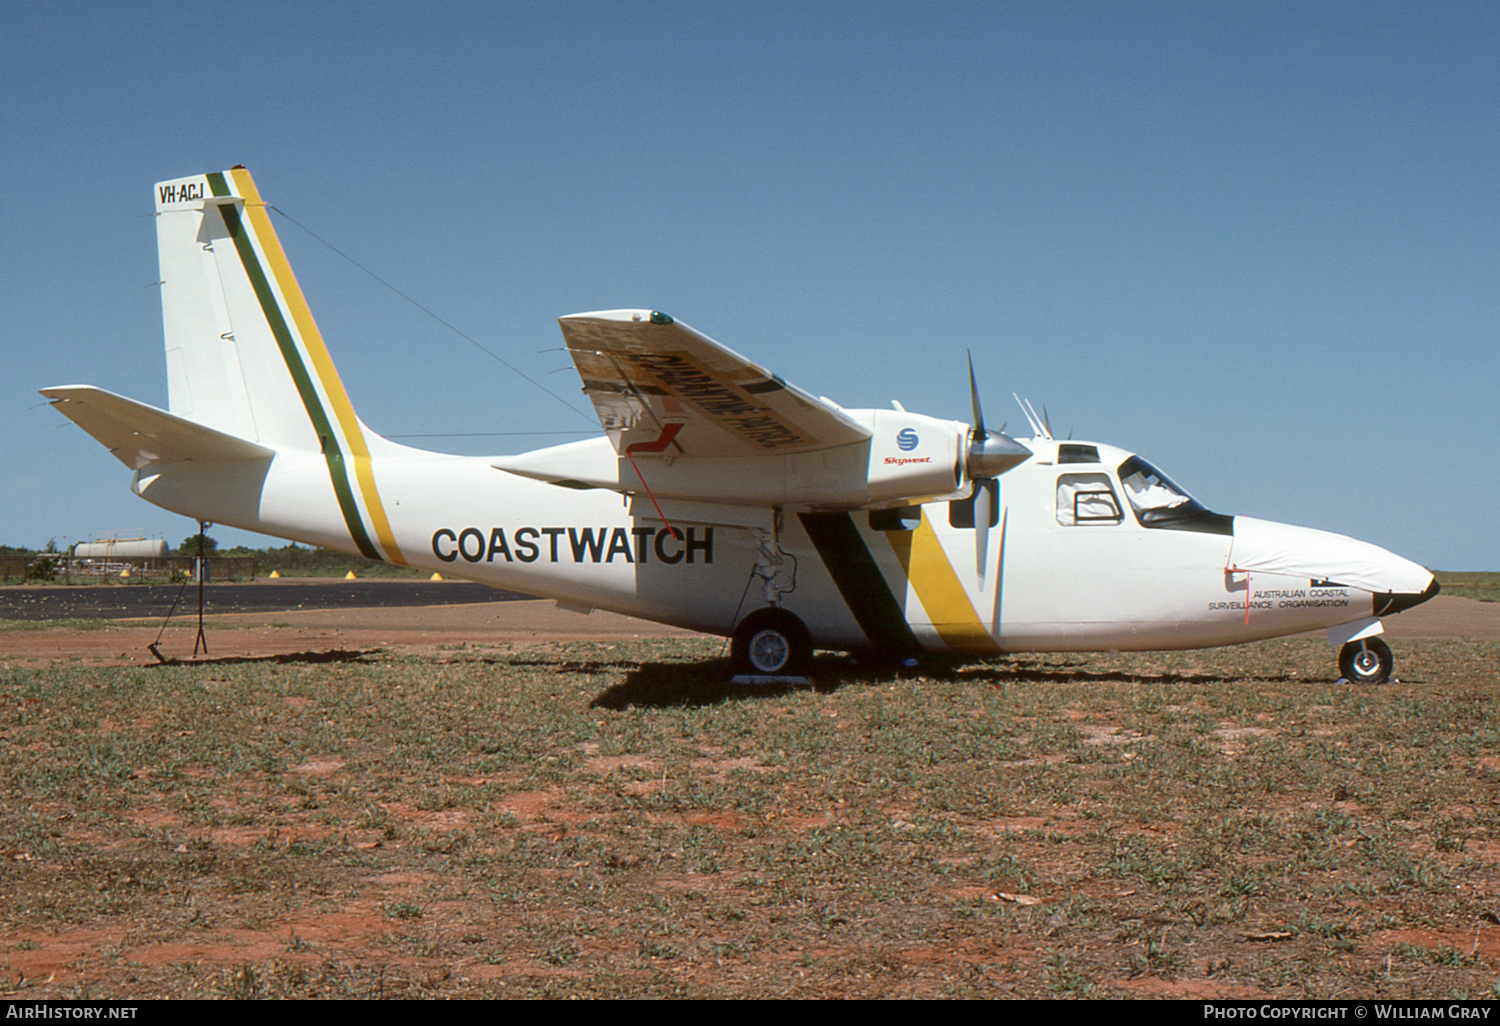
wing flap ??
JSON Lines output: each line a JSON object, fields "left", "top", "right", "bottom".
{"left": 558, "top": 310, "right": 871, "bottom": 458}
{"left": 41, "top": 385, "right": 274, "bottom": 469}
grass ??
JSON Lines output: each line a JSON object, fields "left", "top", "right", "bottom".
{"left": 1435, "top": 571, "right": 1500, "bottom": 603}
{"left": 0, "top": 618, "right": 165, "bottom": 632}
{"left": 2, "top": 636, "right": 1500, "bottom": 998}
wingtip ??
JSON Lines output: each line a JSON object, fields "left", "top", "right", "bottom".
{"left": 559, "top": 309, "right": 654, "bottom": 322}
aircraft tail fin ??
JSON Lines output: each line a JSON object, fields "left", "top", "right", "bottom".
{"left": 155, "top": 168, "right": 382, "bottom": 455}
{"left": 148, "top": 168, "right": 409, "bottom": 564}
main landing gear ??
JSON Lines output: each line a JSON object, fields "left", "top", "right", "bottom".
{"left": 1338, "top": 637, "right": 1394, "bottom": 685}
{"left": 731, "top": 607, "right": 812, "bottom": 677}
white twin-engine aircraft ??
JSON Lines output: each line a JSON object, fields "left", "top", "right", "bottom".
{"left": 44, "top": 168, "right": 1439, "bottom": 682}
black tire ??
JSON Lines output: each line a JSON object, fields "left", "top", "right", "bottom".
{"left": 1339, "top": 637, "right": 1394, "bottom": 684}
{"left": 731, "top": 608, "right": 812, "bottom": 676}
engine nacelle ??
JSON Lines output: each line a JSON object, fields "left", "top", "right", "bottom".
{"left": 858, "top": 409, "right": 965, "bottom": 506}
{"left": 492, "top": 409, "right": 1020, "bottom": 511}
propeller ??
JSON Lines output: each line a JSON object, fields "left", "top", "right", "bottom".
{"left": 965, "top": 352, "right": 1031, "bottom": 584}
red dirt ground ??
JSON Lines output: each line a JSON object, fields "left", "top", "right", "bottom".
{"left": 0, "top": 594, "right": 715, "bottom": 668}
{"left": 0, "top": 591, "right": 1490, "bottom": 669}
{"left": 3, "top": 589, "right": 1496, "bottom": 999}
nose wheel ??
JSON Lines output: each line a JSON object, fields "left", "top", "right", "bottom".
{"left": 1338, "top": 637, "right": 1394, "bottom": 684}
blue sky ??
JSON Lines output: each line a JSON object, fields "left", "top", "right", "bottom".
{"left": 5, "top": 1, "right": 1496, "bottom": 568}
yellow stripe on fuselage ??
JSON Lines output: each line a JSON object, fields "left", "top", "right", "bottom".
{"left": 228, "top": 169, "right": 408, "bottom": 566}
{"left": 888, "top": 513, "right": 1000, "bottom": 653}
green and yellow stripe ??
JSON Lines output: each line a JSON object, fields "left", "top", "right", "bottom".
{"left": 887, "top": 512, "right": 1001, "bottom": 654}
{"left": 207, "top": 170, "right": 406, "bottom": 565}
{"left": 799, "top": 510, "right": 1001, "bottom": 657}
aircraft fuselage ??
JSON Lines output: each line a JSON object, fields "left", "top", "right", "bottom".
{"left": 130, "top": 434, "right": 1434, "bottom": 660}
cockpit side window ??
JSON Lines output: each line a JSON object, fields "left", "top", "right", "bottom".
{"left": 1116, "top": 455, "right": 1234, "bottom": 535}
{"left": 1056, "top": 473, "right": 1123, "bottom": 526}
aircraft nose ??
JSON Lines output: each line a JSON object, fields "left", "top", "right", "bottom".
{"left": 1230, "top": 517, "right": 1437, "bottom": 612}
{"left": 1374, "top": 576, "right": 1440, "bottom": 617}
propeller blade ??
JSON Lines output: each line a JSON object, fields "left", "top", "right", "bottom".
{"left": 967, "top": 350, "right": 986, "bottom": 441}
{"left": 974, "top": 481, "right": 992, "bottom": 585}
{"left": 963, "top": 357, "right": 1028, "bottom": 585}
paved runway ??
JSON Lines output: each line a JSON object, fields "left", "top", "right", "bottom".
{"left": 0, "top": 580, "right": 531, "bottom": 622}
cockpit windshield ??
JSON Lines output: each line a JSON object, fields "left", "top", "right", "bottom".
{"left": 1116, "top": 455, "right": 1230, "bottom": 535}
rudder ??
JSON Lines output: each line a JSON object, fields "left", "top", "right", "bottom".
{"left": 154, "top": 168, "right": 406, "bottom": 563}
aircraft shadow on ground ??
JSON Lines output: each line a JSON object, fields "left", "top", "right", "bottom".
{"left": 588, "top": 664, "right": 835, "bottom": 710}
{"left": 138, "top": 645, "right": 1325, "bottom": 696}
{"left": 145, "top": 648, "right": 382, "bottom": 668}
{"left": 946, "top": 661, "right": 1271, "bottom": 688}
{"left": 492, "top": 655, "right": 818, "bottom": 710}
{"left": 578, "top": 655, "right": 1316, "bottom": 709}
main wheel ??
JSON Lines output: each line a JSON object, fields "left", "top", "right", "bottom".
{"left": 1339, "top": 637, "right": 1394, "bottom": 684}
{"left": 731, "top": 608, "right": 812, "bottom": 676}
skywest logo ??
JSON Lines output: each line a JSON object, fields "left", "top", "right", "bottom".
{"left": 433, "top": 526, "right": 713, "bottom": 565}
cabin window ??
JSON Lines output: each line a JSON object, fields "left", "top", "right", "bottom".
{"left": 948, "top": 480, "right": 998, "bottom": 529}
{"left": 1056, "top": 473, "right": 1123, "bottom": 526}
{"left": 1057, "top": 443, "right": 1101, "bottom": 464}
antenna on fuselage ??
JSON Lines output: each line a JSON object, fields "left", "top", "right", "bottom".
{"left": 1014, "top": 395, "right": 1054, "bottom": 440}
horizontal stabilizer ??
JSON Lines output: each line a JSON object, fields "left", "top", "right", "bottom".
{"left": 40, "top": 385, "right": 274, "bottom": 469}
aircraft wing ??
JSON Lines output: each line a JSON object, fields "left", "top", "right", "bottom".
{"left": 558, "top": 310, "right": 871, "bottom": 458}
{"left": 41, "top": 386, "right": 274, "bottom": 469}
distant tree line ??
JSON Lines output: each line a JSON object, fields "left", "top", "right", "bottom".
{"left": 213, "top": 537, "right": 423, "bottom": 576}
{"left": 2, "top": 536, "right": 425, "bottom": 582}
{"left": 1, "top": 542, "right": 56, "bottom": 583}
{"left": 210, "top": 540, "right": 422, "bottom": 577}
{"left": 172, "top": 536, "right": 423, "bottom": 577}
